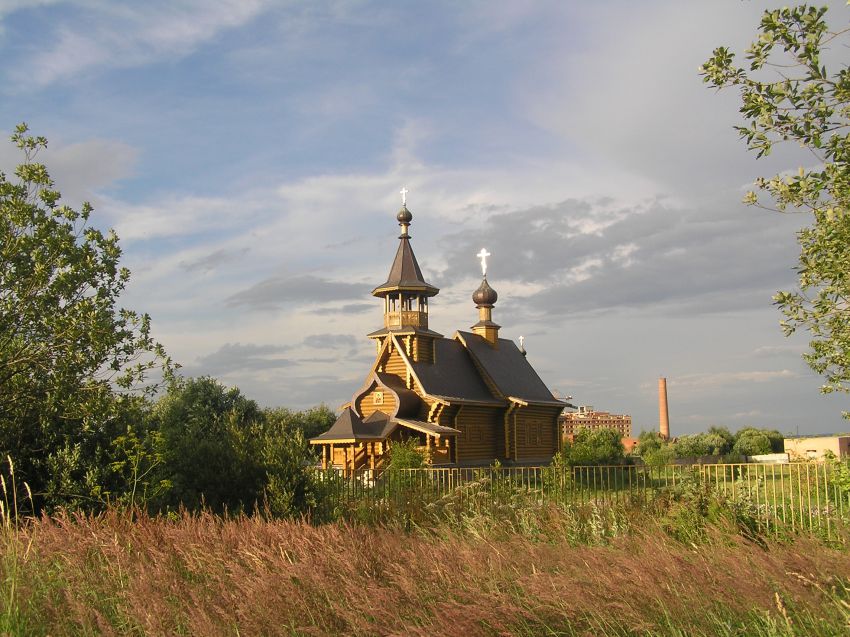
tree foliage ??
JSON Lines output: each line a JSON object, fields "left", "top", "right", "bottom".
{"left": 560, "top": 427, "right": 624, "bottom": 466}
{"left": 634, "top": 431, "right": 675, "bottom": 467}
{"left": 387, "top": 437, "right": 426, "bottom": 471}
{"left": 701, "top": 5, "right": 850, "bottom": 407}
{"left": 150, "top": 377, "right": 266, "bottom": 513}
{"left": 263, "top": 405, "right": 336, "bottom": 442}
{"left": 148, "top": 377, "right": 325, "bottom": 517}
{"left": 0, "top": 124, "right": 173, "bottom": 508}
{"left": 0, "top": 126, "right": 342, "bottom": 516}
{"left": 634, "top": 426, "right": 783, "bottom": 462}
{"left": 731, "top": 426, "right": 784, "bottom": 457}
{"left": 673, "top": 433, "right": 728, "bottom": 458}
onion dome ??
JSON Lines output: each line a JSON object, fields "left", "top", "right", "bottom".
{"left": 396, "top": 205, "right": 413, "bottom": 225}
{"left": 472, "top": 277, "right": 498, "bottom": 307}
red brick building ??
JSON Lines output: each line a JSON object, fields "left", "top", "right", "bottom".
{"left": 560, "top": 405, "right": 632, "bottom": 438}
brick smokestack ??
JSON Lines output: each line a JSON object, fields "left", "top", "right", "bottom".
{"left": 658, "top": 377, "right": 670, "bottom": 439}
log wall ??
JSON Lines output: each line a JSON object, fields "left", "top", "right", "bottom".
{"left": 412, "top": 335, "right": 434, "bottom": 364}
{"left": 513, "top": 405, "right": 561, "bottom": 462}
{"left": 384, "top": 347, "right": 407, "bottom": 377}
{"left": 455, "top": 405, "right": 501, "bottom": 463}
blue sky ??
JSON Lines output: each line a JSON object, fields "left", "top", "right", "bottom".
{"left": 1, "top": 0, "right": 847, "bottom": 435}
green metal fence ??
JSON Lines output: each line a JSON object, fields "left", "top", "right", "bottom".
{"left": 318, "top": 462, "right": 850, "bottom": 536}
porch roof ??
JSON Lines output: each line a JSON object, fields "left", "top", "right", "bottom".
{"left": 310, "top": 409, "right": 397, "bottom": 443}
{"left": 395, "top": 418, "right": 460, "bottom": 438}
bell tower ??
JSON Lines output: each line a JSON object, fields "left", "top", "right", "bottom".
{"left": 368, "top": 190, "right": 441, "bottom": 357}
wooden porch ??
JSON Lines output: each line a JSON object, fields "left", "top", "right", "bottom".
{"left": 317, "top": 432, "right": 456, "bottom": 477}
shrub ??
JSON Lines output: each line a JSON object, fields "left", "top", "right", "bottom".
{"left": 563, "top": 428, "right": 624, "bottom": 466}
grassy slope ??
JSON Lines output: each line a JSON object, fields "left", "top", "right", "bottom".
{"left": 1, "top": 507, "right": 848, "bottom": 636}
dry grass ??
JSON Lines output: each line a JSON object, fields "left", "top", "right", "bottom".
{"left": 0, "top": 506, "right": 848, "bottom": 636}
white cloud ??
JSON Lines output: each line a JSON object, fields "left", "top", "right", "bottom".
{"left": 672, "top": 369, "right": 797, "bottom": 390}
{"left": 99, "top": 192, "right": 272, "bottom": 241}
{"left": 753, "top": 345, "right": 804, "bottom": 358}
{"left": 9, "top": 0, "right": 272, "bottom": 88}
{"left": 730, "top": 409, "right": 764, "bottom": 421}
{"left": 521, "top": 0, "right": 836, "bottom": 199}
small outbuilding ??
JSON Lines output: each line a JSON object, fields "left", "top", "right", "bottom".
{"left": 784, "top": 434, "right": 850, "bottom": 461}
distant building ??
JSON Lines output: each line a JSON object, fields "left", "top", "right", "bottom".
{"left": 560, "top": 405, "right": 632, "bottom": 438}
{"left": 784, "top": 435, "right": 850, "bottom": 461}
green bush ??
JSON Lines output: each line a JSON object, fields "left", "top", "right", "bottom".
{"left": 561, "top": 428, "right": 624, "bottom": 466}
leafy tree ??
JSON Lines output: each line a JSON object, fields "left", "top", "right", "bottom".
{"left": 108, "top": 424, "right": 168, "bottom": 510}
{"left": 634, "top": 430, "right": 675, "bottom": 467}
{"left": 259, "top": 422, "right": 322, "bottom": 517}
{"left": 39, "top": 395, "right": 160, "bottom": 511}
{"left": 701, "top": 6, "right": 850, "bottom": 408}
{"left": 673, "top": 432, "right": 730, "bottom": 458}
{"left": 150, "top": 377, "right": 325, "bottom": 517}
{"left": 562, "top": 427, "right": 624, "bottom": 466}
{"left": 150, "top": 377, "right": 267, "bottom": 514}
{"left": 635, "top": 430, "right": 665, "bottom": 456}
{"left": 732, "top": 426, "right": 784, "bottom": 457}
{"left": 263, "top": 404, "right": 335, "bottom": 442}
{"left": 259, "top": 409, "right": 327, "bottom": 518}
{"left": 707, "top": 426, "right": 735, "bottom": 455}
{"left": 672, "top": 434, "right": 711, "bottom": 458}
{"left": 732, "top": 429, "right": 772, "bottom": 457}
{"left": 0, "top": 124, "right": 172, "bottom": 509}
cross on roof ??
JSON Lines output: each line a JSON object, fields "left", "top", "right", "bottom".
{"left": 519, "top": 335, "right": 525, "bottom": 349}
{"left": 400, "top": 187, "right": 409, "bottom": 206}
{"left": 477, "top": 248, "right": 490, "bottom": 276}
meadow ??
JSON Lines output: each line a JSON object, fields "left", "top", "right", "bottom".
{"left": 1, "top": 484, "right": 849, "bottom": 636}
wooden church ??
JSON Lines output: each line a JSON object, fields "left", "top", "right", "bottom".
{"left": 310, "top": 196, "right": 570, "bottom": 473}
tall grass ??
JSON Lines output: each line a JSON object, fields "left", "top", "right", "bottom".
{"left": 0, "top": 456, "right": 33, "bottom": 636}
{"left": 0, "top": 505, "right": 848, "bottom": 636}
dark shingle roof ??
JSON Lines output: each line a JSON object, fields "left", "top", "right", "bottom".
{"left": 372, "top": 237, "right": 439, "bottom": 297}
{"left": 366, "top": 326, "right": 443, "bottom": 339}
{"left": 456, "top": 331, "right": 565, "bottom": 406}
{"left": 408, "top": 337, "right": 502, "bottom": 405}
{"left": 395, "top": 419, "right": 461, "bottom": 436}
{"left": 310, "top": 407, "right": 396, "bottom": 442}
{"left": 360, "top": 410, "right": 398, "bottom": 438}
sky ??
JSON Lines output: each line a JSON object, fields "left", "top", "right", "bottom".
{"left": 0, "top": 0, "right": 847, "bottom": 435}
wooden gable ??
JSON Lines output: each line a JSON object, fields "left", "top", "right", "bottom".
{"left": 355, "top": 381, "right": 398, "bottom": 419}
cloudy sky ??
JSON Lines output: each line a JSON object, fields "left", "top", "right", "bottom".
{"left": 1, "top": 0, "right": 847, "bottom": 435}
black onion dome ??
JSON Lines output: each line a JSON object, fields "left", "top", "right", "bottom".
{"left": 472, "top": 277, "right": 498, "bottom": 307}
{"left": 396, "top": 205, "right": 413, "bottom": 224}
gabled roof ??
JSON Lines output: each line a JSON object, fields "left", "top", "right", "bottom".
{"left": 405, "top": 337, "right": 503, "bottom": 405}
{"left": 455, "top": 331, "right": 567, "bottom": 407}
{"left": 371, "top": 236, "right": 439, "bottom": 297}
{"left": 360, "top": 411, "right": 398, "bottom": 438}
{"left": 310, "top": 408, "right": 397, "bottom": 442}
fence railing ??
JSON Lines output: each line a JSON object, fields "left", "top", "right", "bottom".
{"left": 317, "top": 462, "right": 850, "bottom": 537}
